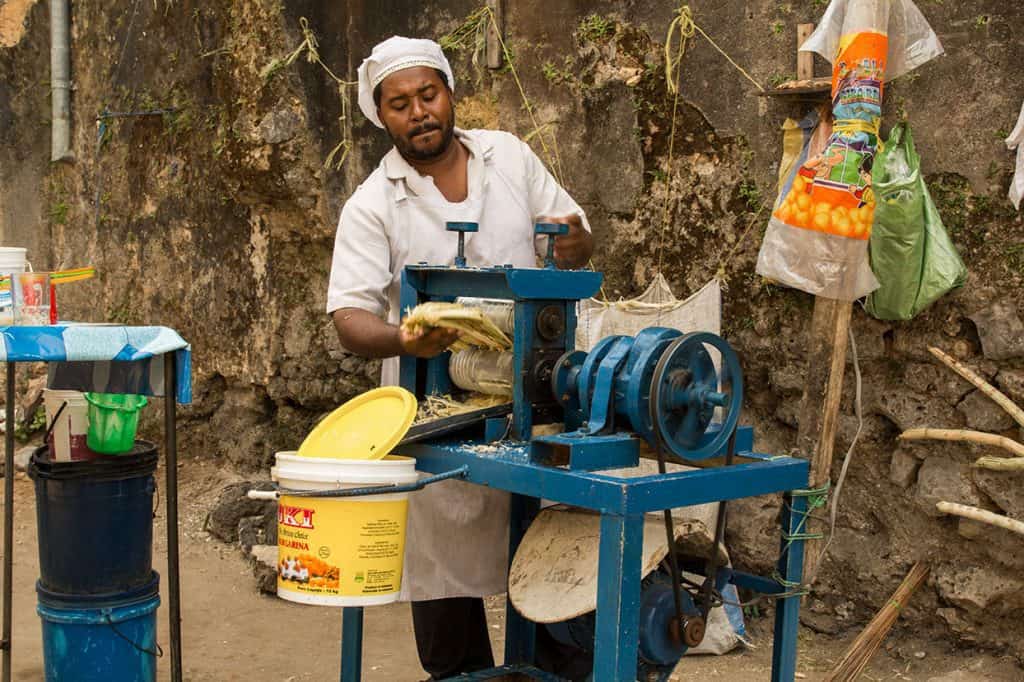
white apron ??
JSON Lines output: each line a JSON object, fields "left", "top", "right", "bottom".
{"left": 387, "top": 139, "right": 537, "bottom": 601}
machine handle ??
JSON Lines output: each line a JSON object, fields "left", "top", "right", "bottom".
{"left": 447, "top": 222, "right": 479, "bottom": 268}
{"left": 535, "top": 222, "right": 569, "bottom": 268}
{"left": 245, "top": 466, "right": 470, "bottom": 500}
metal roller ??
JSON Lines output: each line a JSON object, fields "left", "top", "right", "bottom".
{"left": 448, "top": 349, "right": 514, "bottom": 397}
{"left": 454, "top": 297, "right": 514, "bottom": 336}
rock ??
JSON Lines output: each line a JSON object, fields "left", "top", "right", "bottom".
{"left": 249, "top": 544, "right": 278, "bottom": 594}
{"left": 206, "top": 482, "right": 275, "bottom": 543}
{"left": 238, "top": 509, "right": 277, "bottom": 552}
{"left": 973, "top": 468, "right": 1024, "bottom": 519}
{"left": 916, "top": 457, "right": 982, "bottom": 515}
{"left": 935, "top": 607, "right": 976, "bottom": 642}
{"left": 890, "top": 448, "right": 921, "bottom": 488}
{"left": 258, "top": 108, "right": 303, "bottom": 145}
{"left": 799, "top": 610, "right": 842, "bottom": 635}
{"left": 956, "top": 390, "right": 1015, "bottom": 432}
{"left": 768, "top": 365, "right": 804, "bottom": 394}
{"left": 877, "top": 390, "right": 962, "bottom": 432}
{"left": 933, "top": 563, "right": 1024, "bottom": 615}
{"left": 834, "top": 600, "right": 855, "bottom": 620}
{"left": 995, "top": 369, "right": 1024, "bottom": 407}
{"left": 904, "top": 362, "right": 974, "bottom": 405}
{"left": 725, "top": 494, "right": 781, "bottom": 575}
{"left": 956, "top": 518, "right": 1024, "bottom": 570}
{"left": 774, "top": 400, "right": 799, "bottom": 428}
{"left": 969, "top": 301, "right": 1024, "bottom": 360}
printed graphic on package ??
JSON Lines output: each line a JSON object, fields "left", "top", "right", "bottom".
{"left": 773, "top": 31, "right": 886, "bottom": 241}
{"left": 276, "top": 496, "right": 409, "bottom": 599}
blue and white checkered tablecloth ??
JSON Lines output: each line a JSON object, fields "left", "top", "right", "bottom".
{"left": 0, "top": 325, "right": 192, "bottom": 403}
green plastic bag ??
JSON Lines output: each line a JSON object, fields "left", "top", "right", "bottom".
{"left": 865, "top": 123, "right": 967, "bottom": 321}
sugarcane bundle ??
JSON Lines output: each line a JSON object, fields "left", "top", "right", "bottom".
{"left": 401, "top": 301, "right": 512, "bottom": 352}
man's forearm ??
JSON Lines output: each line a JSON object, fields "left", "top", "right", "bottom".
{"left": 332, "top": 308, "right": 403, "bottom": 359}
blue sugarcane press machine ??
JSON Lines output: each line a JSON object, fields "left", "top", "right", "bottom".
{"left": 339, "top": 223, "right": 811, "bottom": 682}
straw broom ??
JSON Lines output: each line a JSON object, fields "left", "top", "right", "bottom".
{"left": 823, "top": 562, "right": 930, "bottom": 682}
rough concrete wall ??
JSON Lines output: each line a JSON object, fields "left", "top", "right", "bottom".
{"left": 1, "top": 0, "right": 1023, "bottom": 657}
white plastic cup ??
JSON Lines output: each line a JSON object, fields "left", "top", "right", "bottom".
{"left": 0, "top": 247, "right": 27, "bottom": 326}
{"left": 43, "top": 389, "right": 94, "bottom": 462}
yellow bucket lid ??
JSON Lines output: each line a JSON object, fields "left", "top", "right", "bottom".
{"left": 297, "top": 387, "right": 417, "bottom": 460}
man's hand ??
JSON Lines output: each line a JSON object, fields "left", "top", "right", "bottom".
{"left": 398, "top": 326, "right": 459, "bottom": 358}
{"left": 543, "top": 214, "right": 594, "bottom": 269}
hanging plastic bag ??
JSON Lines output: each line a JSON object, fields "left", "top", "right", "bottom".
{"left": 756, "top": 0, "right": 944, "bottom": 301}
{"left": 864, "top": 123, "right": 966, "bottom": 321}
{"left": 800, "top": 0, "right": 944, "bottom": 81}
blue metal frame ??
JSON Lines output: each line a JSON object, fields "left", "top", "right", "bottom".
{"left": 354, "top": 262, "right": 810, "bottom": 681}
{"left": 337, "top": 441, "right": 809, "bottom": 682}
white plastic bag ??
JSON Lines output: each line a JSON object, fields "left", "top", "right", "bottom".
{"left": 800, "top": 0, "right": 944, "bottom": 81}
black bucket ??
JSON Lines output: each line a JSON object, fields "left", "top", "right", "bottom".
{"left": 29, "top": 441, "right": 158, "bottom": 596}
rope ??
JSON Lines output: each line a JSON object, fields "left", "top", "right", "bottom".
{"left": 668, "top": 6, "right": 764, "bottom": 94}
{"left": 658, "top": 4, "right": 768, "bottom": 294}
{"left": 655, "top": 4, "right": 692, "bottom": 287}
{"left": 664, "top": 5, "right": 696, "bottom": 96}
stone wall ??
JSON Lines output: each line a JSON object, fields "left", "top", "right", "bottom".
{"left": 1, "top": 0, "right": 1023, "bottom": 656}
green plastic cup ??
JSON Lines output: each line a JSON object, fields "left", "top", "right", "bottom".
{"left": 84, "top": 393, "right": 148, "bottom": 455}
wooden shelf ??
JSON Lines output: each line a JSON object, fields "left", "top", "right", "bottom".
{"left": 759, "top": 76, "right": 832, "bottom": 99}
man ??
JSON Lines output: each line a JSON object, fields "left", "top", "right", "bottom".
{"left": 327, "top": 36, "right": 593, "bottom": 680}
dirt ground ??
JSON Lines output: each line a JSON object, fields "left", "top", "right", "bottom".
{"left": 1, "top": 458, "right": 1021, "bottom": 682}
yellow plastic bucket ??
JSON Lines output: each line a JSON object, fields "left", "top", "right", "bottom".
{"left": 270, "top": 451, "right": 419, "bottom": 607}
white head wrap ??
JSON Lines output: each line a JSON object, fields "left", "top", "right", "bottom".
{"left": 357, "top": 36, "right": 456, "bottom": 129}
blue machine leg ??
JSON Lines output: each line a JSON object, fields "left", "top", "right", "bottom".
{"left": 771, "top": 493, "right": 807, "bottom": 682}
{"left": 341, "top": 607, "right": 364, "bottom": 682}
{"left": 593, "top": 512, "right": 644, "bottom": 682}
{"left": 505, "top": 494, "right": 540, "bottom": 665}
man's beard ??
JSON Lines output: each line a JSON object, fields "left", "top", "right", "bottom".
{"left": 389, "top": 116, "right": 455, "bottom": 162}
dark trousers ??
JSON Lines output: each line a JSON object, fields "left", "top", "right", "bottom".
{"left": 412, "top": 597, "right": 494, "bottom": 679}
{"left": 411, "top": 597, "right": 593, "bottom": 681}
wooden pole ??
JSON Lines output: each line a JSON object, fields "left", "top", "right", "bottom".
{"left": 797, "top": 23, "right": 815, "bottom": 81}
{"left": 486, "top": 0, "right": 504, "bottom": 69}
{"left": 789, "top": 21, "right": 852, "bottom": 582}
{"left": 797, "top": 297, "right": 852, "bottom": 580}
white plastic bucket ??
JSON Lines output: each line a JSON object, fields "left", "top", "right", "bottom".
{"left": 43, "top": 389, "right": 94, "bottom": 462}
{"left": 270, "top": 452, "right": 419, "bottom": 607}
{"left": 0, "top": 247, "right": 27, "bottom": 326}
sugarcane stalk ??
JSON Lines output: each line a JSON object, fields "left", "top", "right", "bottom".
{"left": 929, "top": 347, "right": 1024, "bottom": 428}
{"left": 936, "top": 502, "right": 1024, "bottom": 537}
{"left": 898, "top": 428, "right": 1024, "bottom": 458}
{"left": 974, "top": 457, "right": 1024, "bottom": 471}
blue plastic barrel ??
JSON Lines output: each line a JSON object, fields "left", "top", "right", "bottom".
{"left": 29, "top": 442, "right": 158, "bottom": 595}
{"left": 37, "top": 573, "right": 161, "bottom": 682}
